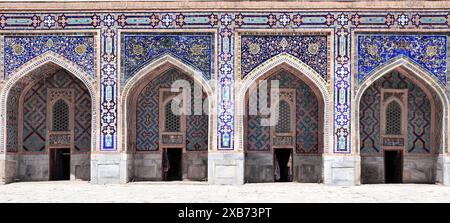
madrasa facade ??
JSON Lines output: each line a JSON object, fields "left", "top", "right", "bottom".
{"left": 1, "top": 0, "right": 450, "bottom": 186}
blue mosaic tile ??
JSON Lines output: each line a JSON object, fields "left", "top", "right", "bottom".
{"left": 3, "top": 35, "right": 95, "bottom": 79}
{"left": 1, "top": 11, "right": 449, "bottom": 153}
{"left": 240, "top": 35, "right": 328, "bottom": 80}
{"left": 121, "top": 33, "right": 214, "bottom": 82}
{"left": 357, "top": 34, "right": 447, "bottom": 85}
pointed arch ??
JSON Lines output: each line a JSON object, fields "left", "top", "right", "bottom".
{"left": 119, "top": 54, "right": 216, "bottom": 153}
{"left": 122, "top": 54, "right": 213, "bottom": 96}
{"left": 354, "top": 56, "right": 448, "bottom": 154}
{"left": 0, "top": 51, "right": 98, "bottom": 154}
{"left": 235, "top": 53, "right": 332, "bottom": 153}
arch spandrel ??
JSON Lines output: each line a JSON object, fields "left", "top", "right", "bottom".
{"left": 0, "top": 52, "right": 98, "bottom": 154}
{"left": 354, "top": 57, "right": 449, "bottom": 155}
{"left": 236, "top": 53, "right": 332, "bottom": 154}
{"left": 119, "top": 54, "right": 216, "bottom": 153}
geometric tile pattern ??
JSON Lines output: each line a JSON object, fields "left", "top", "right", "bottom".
{"left": 359, "top": 71, "right": 433, "bottom": 154}
{"left": 247, "top": 115, "right": 271, "bottom": 151}
{"left": 359, "top": 81, "right": 381, "bottom": 153}
{"left": 136, "top": 78, "right": 159, "bottom": 151}
{"left": 357, "top": 34, "right": 447, "bottom": 85}
{"left": 136, "top": 74, "right": 160, "bottom": 151}
{"left": 217, "top": 14, "right": 234, "bottom": 149}
{"left": 276, "top": 100, "right": 291, "bottom": 133}
{"left": 247, "top": 70, "right": 319, "bottom": 153}
{"left": 121, "top": 33, "right": 214, "bottom": 82}
{"left": 22, "top": 78, "right": 47, "bottom": 152}
{"left": 52, "top": 99, "right": 69, "bottom": 131}
{"left": 164, "top": 101, "right": 181, "bottom": 132}
{"left": 186, "top": 114, "right": 208, "bottom": 151}
{"left": 136, "top": 68, "right": 208, "bottom": 151}
{"left": 187, "top": 86, "right": 209, "bottom": 151}
{"left": 407, "top": 78, "right": 432, "bottom": 153}
{"left": 6, "top": 84, "right": 25, "bottom": 152}
{"left": 274, "top": 71, "right": 320, "bottom": 154}
{"left": 100, "top": 27, "right": 117, "bottom": 150}
{"left": 3, "top": 35, "right": 95, "bottom": 79}
{"left": 73, "top": 79, "right": 92, "bottom": 152}
{"left": 2, "top": 11, "right": 450, "bottom": 153}
{"left": 22, "top": 68, "right": 91, "bottom": 152}
{"left": 434, "top": 91, "right": 443, "bottom": 153}
{"left": 385, "top": 101, "right": 402, "bottom": 135}
{"left": 240, "top": 35, "right": 328, "bottom": 80}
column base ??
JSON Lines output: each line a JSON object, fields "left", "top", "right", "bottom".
{"left": 437, "top": 155, "right": 450, "bottom": 185}
{"left": 323, "top": 154, "right": 361, "bottom": 186}
{"left": 90, "top": 152, "right": 127, "bottom": 184}
{"left": 2, "top": 153, "right": 18, "bottom": 184}
{"left": 208, "top": 151, "right": 244, "bottom": 185}
{"left": 0, "top": 154, "right": 5, "bottom": 184}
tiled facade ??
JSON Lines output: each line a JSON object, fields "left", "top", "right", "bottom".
{"left": 0, "top": 0, "right": 450, "bottom": 185}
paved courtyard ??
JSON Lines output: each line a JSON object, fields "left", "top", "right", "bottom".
{"left": 0, "top": 181, "right": 450, "bottom": 202}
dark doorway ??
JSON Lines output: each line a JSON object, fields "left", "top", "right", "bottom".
{"left": 274, "top": 148, "right": 293, "bottom": 182}
{"left": 384, "top": 150, "right": 403, "bottom": 183}
{"left": 163, "top": 148, "right": 182, "bottom": 181}
{"left": 50, "top": 148, "right": 70, "bottom": 180}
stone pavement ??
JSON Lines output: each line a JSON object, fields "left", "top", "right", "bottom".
{"left": 0, "top": 181, "right": 449, "bottom": 203}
